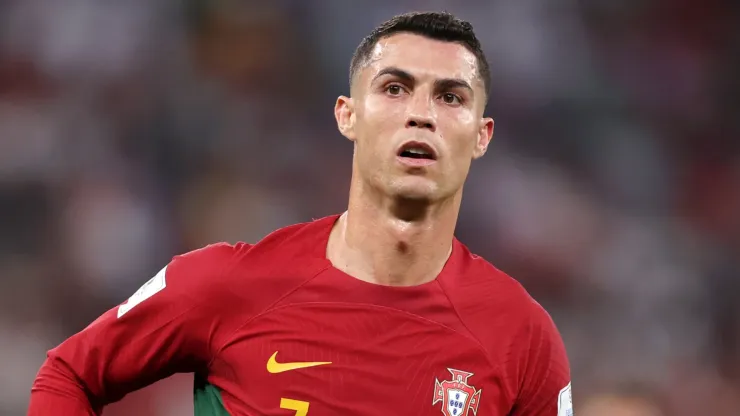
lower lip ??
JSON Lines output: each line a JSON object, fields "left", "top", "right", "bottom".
{"left": 397, "top": 156, "right": 437, "bottom": 167}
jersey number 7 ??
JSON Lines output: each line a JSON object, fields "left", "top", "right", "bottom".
{"left": 280, "top": 398, "right": 309, "bottom": 415}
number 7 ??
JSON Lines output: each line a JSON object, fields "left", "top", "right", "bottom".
{"left": 280, "top": 398, "right": 310, "bottom": 416}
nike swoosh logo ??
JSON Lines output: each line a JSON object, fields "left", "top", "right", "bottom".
{"left": 266, "top": 351, "right": 332, "bottom": 374}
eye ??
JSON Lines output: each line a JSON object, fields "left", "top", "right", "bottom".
{"left": 441, "top": 93, "right": 462, "bottom": 105}
{"left": 386, "top": 84, "right": 404, "bottom": 96}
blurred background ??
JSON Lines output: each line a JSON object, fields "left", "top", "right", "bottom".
{"left": 1, "top": 0, "right": 738, "bottom": 414}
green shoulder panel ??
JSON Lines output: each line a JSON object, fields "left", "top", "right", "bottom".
{"left": 193, "top": 375, "right": 231, "bottom": 416}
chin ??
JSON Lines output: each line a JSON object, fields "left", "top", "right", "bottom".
{"left": 388, "top": 177, "right": 439, "bottom": 201}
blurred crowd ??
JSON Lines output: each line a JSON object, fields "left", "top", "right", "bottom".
{"left": 1, "top": 0, "right": 738, "bottom": 414}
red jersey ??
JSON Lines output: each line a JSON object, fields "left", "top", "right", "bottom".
{"left": 29, "top": 214, "right": 572, "bottom": 416}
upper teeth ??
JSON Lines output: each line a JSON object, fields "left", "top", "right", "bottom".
{"left": 407, "top": 148, "right": 428, "bottom": 155}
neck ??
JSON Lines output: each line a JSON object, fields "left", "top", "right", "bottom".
{"left": 327, "top": 180, "right": 460, "bottom": 286}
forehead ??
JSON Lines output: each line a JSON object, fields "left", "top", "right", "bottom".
{"left": 362, "top": 33, "right": 481, "bottom": 86}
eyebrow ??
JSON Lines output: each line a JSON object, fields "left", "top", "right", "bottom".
{"left": 372, "top": 67, "right": 415, "bottom": 84}
{"left": 372, "top": 66, "right": 474, "bottom": 95}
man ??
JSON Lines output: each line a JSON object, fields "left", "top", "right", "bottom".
{"left": 30, "top": 11, "right": 572, "bottom": 416}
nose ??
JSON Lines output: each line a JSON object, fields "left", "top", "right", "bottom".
{"left": 405, "top": 94, "right": 436, "bottom": 132}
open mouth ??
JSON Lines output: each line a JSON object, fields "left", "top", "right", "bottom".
{"left": 397, "top": 141, "right": 437, "bottom": 160}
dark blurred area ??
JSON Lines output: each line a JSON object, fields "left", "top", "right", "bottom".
{"left": 1, "top": 0, "right": 738, "bottom": 414}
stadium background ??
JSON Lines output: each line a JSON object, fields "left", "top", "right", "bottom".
{"left": 1, "top": 0, "right": 738, "bottom": 414}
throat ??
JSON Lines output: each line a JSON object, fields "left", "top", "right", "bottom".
{"left": 374, "top": 240, "right": 452, "bottom": 287}
{"left": 389, "top": 196, "right": 432, "bottom": 222}
{"left": 327, "top": 212, "right": 453, "bottom": 287}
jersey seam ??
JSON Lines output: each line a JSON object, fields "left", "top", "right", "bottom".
{"left": 168, "top": 247, "right": 244, "bottom": 372}
{"left": 206, "top": 299, "right": 502, "bottom": 385}
{"left": 515, "top": 324, "right": 552, "bottom": 414}
{"left": 515, "top": 319, "right": 535, "bottom": 402}
{"left": 233, "top": 300, "right": 487, "bottom": 340}
{"left": 192, "top": 243, "right": 257, "bottom": 369}
{"left": 206, "top": 264, "right": 332, "bottom": 370}
{"left": 434, "top": 278, "right": 515, "bottom": 406}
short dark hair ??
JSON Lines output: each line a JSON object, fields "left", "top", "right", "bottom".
{"left": 350, "top": 11, "right": 491, "bottom": 100}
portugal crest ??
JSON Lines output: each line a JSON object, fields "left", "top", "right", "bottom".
{"left": 433, "top": 368, "right": 482, "bottom": 416}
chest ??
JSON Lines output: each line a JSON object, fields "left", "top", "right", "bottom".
{"left": 205, "top": 304, "right": 511, "bottom": 415}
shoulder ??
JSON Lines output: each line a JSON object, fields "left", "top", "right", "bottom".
{"left": 448, "top": 243, "right": 552, "bottom": 327}
{"left": 110, "top": 242, "right": 251, "bottom": 333}
{"left": 444, "top": 245, "right": 570, "bottom": 405}
{"left": 170, "top": 241, "right": 251, "bottom": 277}
{"left": 170, "top": 214, "right": 331, "bottom": 282}
{"left": 157, "top": 242, "right": 252, "bottom": 301}
{"left": 442, "top": 243, "right": 563, "bottom": 357}
{"left": 173, "top": 241, "right": 251, "bottom": 266}
{"left": 168, "top": 215, "right": 336, "bottom": 304}
{"left": 245, "top": 215, "right": 336, "bottom": 255}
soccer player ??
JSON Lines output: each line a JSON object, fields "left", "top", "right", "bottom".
{"left": 29, "top": 11, "right": 572, "bottom": 416}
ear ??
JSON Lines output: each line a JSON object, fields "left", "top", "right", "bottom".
{"left": 472, "top": 117, "right": 494, "bottom": 159}
{"left": 334, "top": 95, "right": 356, "bottom": 141}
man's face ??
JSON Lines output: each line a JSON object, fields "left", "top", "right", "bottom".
{"left": 335, "top": 33, "right": 494, "bottom": 202}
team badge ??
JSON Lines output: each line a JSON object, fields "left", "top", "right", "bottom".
{"left": 433, "top": 368, "right": 482, "bottom": 416}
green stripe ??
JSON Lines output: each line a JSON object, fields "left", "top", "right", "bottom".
{"left": 193, "top": 375, "right": 230, "bottom": 416}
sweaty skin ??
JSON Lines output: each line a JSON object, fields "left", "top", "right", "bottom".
{"left": 331, "top": 33, "right": 493, "bottom": 287}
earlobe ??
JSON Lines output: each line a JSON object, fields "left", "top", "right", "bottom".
{"left": 472, "top": 118, "right": 494, "bottom": 159}
{"left": 334, "top": 96, "right": 356, "bottom": 141}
